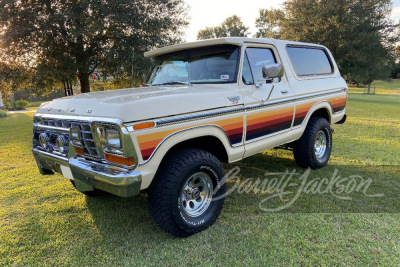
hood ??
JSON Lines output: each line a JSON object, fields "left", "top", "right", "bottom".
{"left": 36, "top": 84, "right": 243, "bottom": 122}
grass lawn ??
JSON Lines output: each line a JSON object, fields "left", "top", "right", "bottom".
{"left": 348, "top": 79, "right": 400, "bottom": 96}
{"left": 0, "top": 92, "right": 399, "bottom": 266}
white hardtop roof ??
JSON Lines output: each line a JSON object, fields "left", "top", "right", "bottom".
{"left": 144, "top": 37, "right": 325, "bottom": 58}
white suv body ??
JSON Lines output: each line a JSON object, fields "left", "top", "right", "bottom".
{"left": 33, "top": 37, "right": 347, "bottom": 236}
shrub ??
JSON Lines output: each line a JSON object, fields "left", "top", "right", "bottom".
{"left": 5, "top": 101, "right": 12, "bottom": 110}
{"left": 0, "top": 110, "right": 6, "bottom": 118}
{"left": 14, "top": 100, "right": 28, "bottom": 110}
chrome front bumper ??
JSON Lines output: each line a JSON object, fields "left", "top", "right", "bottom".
{"left": 33, "top": 148, "right": 142, "bottom": 197}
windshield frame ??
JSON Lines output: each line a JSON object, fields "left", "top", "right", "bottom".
{"left": 146, "top": 44, "right": 242, "bottom": 86}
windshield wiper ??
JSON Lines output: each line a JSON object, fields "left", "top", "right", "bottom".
{"left": 150, "top": 81, "right": 192, "bottom": 87}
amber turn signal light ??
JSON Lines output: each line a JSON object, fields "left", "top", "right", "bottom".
{"left": 105, "top": 153, "right": 135, "bottom": 166}
{"left": 74, "top": 146, "right": 85, "bottom": 155}
{"left": 133, "top": 121, "right": 155, "bottom": 131}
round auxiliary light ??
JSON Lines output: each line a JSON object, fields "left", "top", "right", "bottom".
{"left": 56, "top": 135, "right": 68, "bottom": 154}
{"left": 39, "top": 133, "right": 50, "bottom": 150}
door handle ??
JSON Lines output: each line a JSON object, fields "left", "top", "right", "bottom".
{"left": 281, "top": 89, "right": 289, "bottom": 94}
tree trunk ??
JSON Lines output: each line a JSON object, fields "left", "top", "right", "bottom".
{"left": 78, "top": 73, "right": 90, "bottom": 93}
{"left": 68, "top": 79, "right": 74, "bottom": 95}
{"left": 10, "top": 94, "right": 15, "bottom": 109}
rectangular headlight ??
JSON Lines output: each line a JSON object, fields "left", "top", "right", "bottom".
{"left": 96, "top": 124, "right": 123, "bottom": 155}
{"left": 105, "top": 127, "right": 121, "bottom": 149}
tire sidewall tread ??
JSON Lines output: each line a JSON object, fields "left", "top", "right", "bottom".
{"left": 293, "top": 117, "right": 332, "bottom": 169}
{"left": 148, "top": 148, "right": 226, "bottom": 237}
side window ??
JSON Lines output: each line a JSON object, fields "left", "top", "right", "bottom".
{"left": 242, "top": 53, "right": 254, "bottom": 85}
{"left": 287, "top": 46, "right": 333, "bottom": 76}
{"left": 246, "top": 48, "right": 277, "bottom": 82}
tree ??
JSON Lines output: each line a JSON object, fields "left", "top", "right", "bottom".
{"left": 255, "top": 8, "right": 285, "bottom": 39}
{"left": 197, "top": 15, "right": 249, "bottom": 39}
{"left": 0, "top": 0, "right": 188, "bottom": 93}
{"left": 279, "top": 0, "right": 396, "bottom": 90}
{"left": 0, "top": 60, "right": 31, "bottom": 102}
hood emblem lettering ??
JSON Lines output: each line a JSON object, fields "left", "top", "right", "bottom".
{"left": 227, "top": 96, "right": 240, "bottom": 104}
{"left": 87, "top": 109, "right": 92, "bottom": 114}
{"left": 70, "top": 108, "right": 75, "bottom": 113}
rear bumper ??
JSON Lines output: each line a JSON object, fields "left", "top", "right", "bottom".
{"left": 335, "top": 114, "right": 347, "bottom": 124}
{"left": 33, "top": 148, "right": 142, "bottom": 197}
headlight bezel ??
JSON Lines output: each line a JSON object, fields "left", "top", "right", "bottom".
{"left": 95, "top": 123, "right": 124, "bottom": 156}
{"left": 93, "top": 122, "right": 137, "bottom": 168}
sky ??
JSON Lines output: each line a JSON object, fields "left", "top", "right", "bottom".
{"left": 184, "top": 0, "right": 400, "bottom": 42}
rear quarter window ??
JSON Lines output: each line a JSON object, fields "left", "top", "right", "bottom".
{"left": 286, "top": 46, "right": 333, "bottom": 76}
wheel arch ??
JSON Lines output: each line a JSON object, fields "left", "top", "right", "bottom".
{"left": 304, "top": 101, "right": 333, "bottom": 126}
{"left": 310, "top": 106, "right": 331, "bottom": 124}
{"left": 137, "top": 125, "right": 241, "bottom": 190}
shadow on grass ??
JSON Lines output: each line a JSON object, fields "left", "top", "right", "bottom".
{"left": 84, "top": 152, "right": 400, "bottom": 241}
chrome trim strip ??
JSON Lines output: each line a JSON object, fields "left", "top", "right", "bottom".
{"left": 34, "top": 113, "right": 124, "bottom": 125}
{"left": 245, "top": 88, "right": 342, "bottom": 111}
{"left": 33, "top": 148, "right": 69, "bottom": 162}
{"left": 156, "top": 105, "right": 244, "bottom": 127}
{"left": 34, "top": 124, "right": 70, "bottom": 133}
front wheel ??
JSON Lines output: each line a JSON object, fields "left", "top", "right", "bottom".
{"left": 148, "top": 149, "right": 226, "bottom": 237}
{"left": 293, "top": 117, "right": 332, "bottom": 169}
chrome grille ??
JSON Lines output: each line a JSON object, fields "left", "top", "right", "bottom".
{"left": 33, "top": 118, "right": 100, "bottom": 159}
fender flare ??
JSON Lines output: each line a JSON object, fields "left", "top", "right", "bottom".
{"left": 139, "top": 124, "right": 237, "bottom": 166}
{"left": 298, "top": 100, "right": 333, "bottom": 128}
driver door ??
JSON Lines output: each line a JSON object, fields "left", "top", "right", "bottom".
{"left": 240, "top": 45, "right": 294, "bottom": 155}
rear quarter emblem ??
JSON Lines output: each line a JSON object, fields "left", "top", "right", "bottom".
{"left": 227, "top": 96, "right": 240, "bottom": 104}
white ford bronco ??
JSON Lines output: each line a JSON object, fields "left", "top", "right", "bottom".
{"left": 33, "top": 37, "right": 347, "bottom": 237}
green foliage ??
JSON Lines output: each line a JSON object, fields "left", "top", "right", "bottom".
{"left": 14, "top": 100, "right": 28, "bottom": 110}
{"left": 255, "top": 8, "right": 285, "bottom": 38}
{"left": 0, "top": 110, "right": 6, "bottom": 118}
{"left": 4, "top": 101, "right": 12, "bottom": 110}
{"left": 26, "top": 101, "right": 44, "bottom": 108}
{"left": 278, "top": 0, "right": 396, "bottom": 85}
{"left": 197, "top": 15, "right": 249, "bottom": 39}
{"left": 0, "top": 0, "right": 188, "bottom": 93}
{"left": 390, "top": 64, "right": 400, "bottom": 79}
{"left": 0, "top": 61, "right": 31, "bottom": 98}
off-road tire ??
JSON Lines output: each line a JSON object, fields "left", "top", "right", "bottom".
{"left": 293, "top": 117, "right": 332, "bottom": 169}
{"left": 148, "top": 149, "right": 226, "bottom": 237}
{"left": 70, "top": 180, "right": 105, "bottom": 197}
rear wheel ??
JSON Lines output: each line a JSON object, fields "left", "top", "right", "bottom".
{"left": 148, "top": 149, "right": 226, "bottom": 237}
{"left": 293, "top": 117, "right": 332, "bottom": 169}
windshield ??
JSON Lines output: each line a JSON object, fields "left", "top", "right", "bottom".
{"left": 147, "top": 45, "right": 240, "bottom": 85}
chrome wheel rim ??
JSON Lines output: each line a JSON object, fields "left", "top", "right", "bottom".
{"left": 314, "top": 130, "right": 327, "bottom": 159}
{"left": 180, "top": 172, "right": 213, "bottom": 217}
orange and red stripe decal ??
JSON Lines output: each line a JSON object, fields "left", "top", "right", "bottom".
{"left": 246, "top": 106, "right": 294, "bottom": 141}
{"left": 331, "top": 94, "right": 347, "bottom": 113}
{"left": 137, "top": 116, "right": 244, "bottom": 161}
{"left": 294, "top": 95, "right": 347, "bottom": 126}
{"left": 137, "top": 94, "right": 347, "bottom": 161}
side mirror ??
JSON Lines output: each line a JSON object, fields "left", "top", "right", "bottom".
{"left": 262, "top": 63, "right": 284, "bottom": 79}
